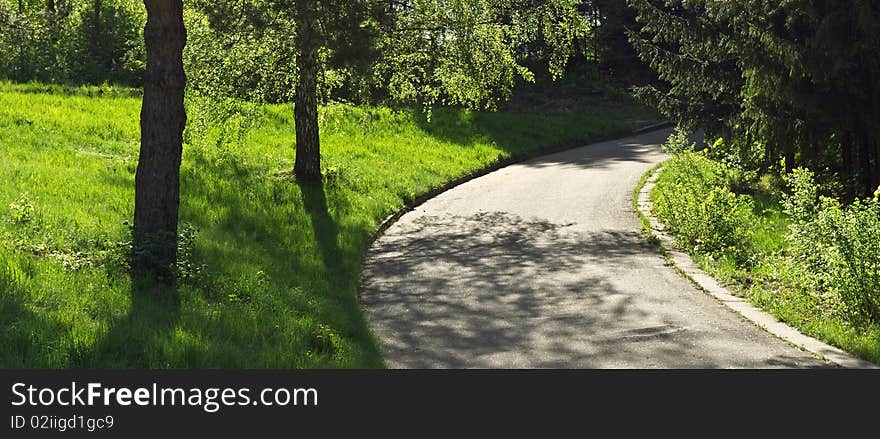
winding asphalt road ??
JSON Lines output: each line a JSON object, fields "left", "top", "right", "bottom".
{"left": 360, "top": 128, "right": 830, "bottom": 368}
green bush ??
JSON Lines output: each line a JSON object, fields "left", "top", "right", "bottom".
{"left": 8, "top": 193, "right": 36, "bottom": 225}
{"left": 660, "top": 126, "right": 696, "bottom": 155}
{"left": 0, "top": 1, "right": 145, "bottom": 85}
{"left": 66, "top": 0, "right": 146, "bottom": 85}
{"left": 652, "top": 149, "right": 754, "bottom": 263}
{"left": 784, "top": 168, "right": 880, "bottom": 325}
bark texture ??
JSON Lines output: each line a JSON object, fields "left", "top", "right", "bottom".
{"left": 133, "top": 0, "right": 187, "bottom": 283}
{"left": 293, "top": 0, "right": 322, "bottom": 181}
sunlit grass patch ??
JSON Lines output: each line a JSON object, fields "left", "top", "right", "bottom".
{"left": 0, "top": 81, "right": 659, "bottom": 368}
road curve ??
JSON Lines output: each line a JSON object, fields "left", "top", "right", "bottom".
{"left": 360, "top": 128, "right": 830, "bottom": 368}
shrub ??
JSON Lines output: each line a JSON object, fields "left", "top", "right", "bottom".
{"left": 0, "top": 1, "right": 145, "bottom": 85}
{"left": 652, "top": 151, "right": 754, "bottom": 263}
{"left": 176, "top": 223, "right": 206, "bottom": 285}
{"left": 8, "top": 193, "right": 35, "bottom": 225}
{"left": 660, "top": 126, "right": 696, "bottom": 155}
{"left": 784, "top": 169, "right": 880, "bottom": 325}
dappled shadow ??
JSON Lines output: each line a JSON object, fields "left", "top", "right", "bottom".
{"left": 57, "top": 146, "right": 386, "bottom": 367}
{"left": 0, "top": 287, "right": 62, "bottom": 368}
{"left": 362, "top": 212, "right": 664, "bottom": 368}
{"left": 410, "top": 98, "right": 663, "bottom": 163}
{"left": 69, "top": 278, "right": 181, "bottom": 368}
{"left": 361, "top": 211, "right": 831, "bottom": 368}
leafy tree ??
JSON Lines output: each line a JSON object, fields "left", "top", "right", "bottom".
{"left": 191, "top": 0, "right": 590, "bottom": 181}
{"left": 189, "top": 0, "right": 384, "bottom": 180}
{"left": 0, "top": 0, "right": 145, "bottom": 84}
{"left": 377, "top": 0, "right": 590, "bottom": 110}
{"left": 72, "top": 0, "right": 146, "bottom": 84}
{"left": 0, "top": 0, "right": 53, "bottom": 80}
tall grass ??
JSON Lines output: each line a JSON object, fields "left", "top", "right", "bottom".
{"left": 0, "top": 81, "right": 660, "bottom": 368}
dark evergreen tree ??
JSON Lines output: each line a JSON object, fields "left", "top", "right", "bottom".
{"left": 628, "top": 0, "right": 880, "bottom": 197}
{"left": 589, "top": 0, "right": 653, "bottom": 83}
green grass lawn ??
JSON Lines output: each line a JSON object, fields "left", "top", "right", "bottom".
{"left": 649, "top": 152, "right": 880, "bottom": 366}
{"left": 0, "top": 81, "right": 660, "bottom": 368}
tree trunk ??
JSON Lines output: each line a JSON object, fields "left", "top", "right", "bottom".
{"left": 92, "top": 0, "right": 102, "bottom": 49}
{"left": 85, "top": 0, "right": 104, "bottom": 76}
{"left": 133, "top": 0, "right": 187, "bottom": 284}
{"left": 853, "top": 96, "right": 880, "bottom": 197}
{"left": 17, "top": 0, "right": 24, "bottom": 80}
{"left": 47, "top": 0, "right": 58, "bottom": 79}
{"left": 783, "top": 145, "right": 796, "bottom": 174}
{"left": 293, "top": 0, "right": 322, "bottom": 182}
{"left": 853, "top": 128, "right": 877, "bottom": 198}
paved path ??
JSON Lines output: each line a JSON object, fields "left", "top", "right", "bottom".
{"left": 360, "top": 129, "right": 830, "bottom": 368}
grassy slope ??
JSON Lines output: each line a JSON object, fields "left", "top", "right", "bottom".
{"left": 0, "top": 81, "right": 660, "bottom": 368}
{"left": 650, "top": 157, "right": 880, "bottom": 365}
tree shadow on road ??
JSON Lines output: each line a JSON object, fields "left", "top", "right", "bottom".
{"left": 361, "top": 211, "right": 830, "bottom": 368}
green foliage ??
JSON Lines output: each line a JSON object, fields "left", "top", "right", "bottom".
{"left": 183, "top": 0, "right": 591, "bottom": 110}
{"left": 310, "top": 323, "right": 341, "bottom": 356}
{"left": 628, "top": 0, "right": 880, "bottom": 197}
{"left": 660, "top": 126, "right": 695, "bottom": 155}
{"left": 652, "top": 149, "right": 880, "bottom": 364}
{"left": 0, "top": 0, "right": 145, "bottom": 85}
{"left": 586, "top": 0, "right": 655, "bottom": 84}
{"left": 69, "top": 0, "right": 146, "bottom": 84}
{"left": 0, "top": 82, "right": 658, "bottom": 368}
{"left": 8, "top": 193, "right": 36, "bottom": 225}
{"left": 652, "top": 149, "right": 754, "bottom": 263}
{"left": 182, "top": 3, "right": 300, "bottom": 103}
{"left": 627, "top": 0, "right": 743, "bottom": 133}
{"left": 375, "top": 0, "right": 591, "bottom": 110}
{"left": 783, "top": 168, "right": 880, "bottom": 325}
{"left": 184, "top": 0, "right": 391, "bottom": 105}
{"left": 1, "top": 1, "right": 631, "bottom": 108}
{"left": 705, "top": 136, "right": 765, "bottom": 175}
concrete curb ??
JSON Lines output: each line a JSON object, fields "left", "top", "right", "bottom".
{"left": 637, "top": 165, "right": 878, "bottom": 369}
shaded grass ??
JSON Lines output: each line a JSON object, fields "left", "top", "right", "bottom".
{"left": 0, "top": 80, "right": 660, "bottom": 368}
{"left": 650, "top": 155, "right": 880, "bottom": 366}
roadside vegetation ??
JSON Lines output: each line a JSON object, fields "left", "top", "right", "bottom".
{"left": 650, "top": 130, "right": 880, "bottom": 365}
{"left": 0, "top": 81, "right": 659, "bottom": 368}
{"left": 630, "top": 1, "right": 880, "bottom": 366}
{"left": 5, "top": 0, "right": 877, "bottom": 370}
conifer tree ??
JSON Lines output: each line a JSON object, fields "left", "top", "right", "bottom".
{"left": 628, "top": 0, "right": 880, "bottom": 197}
